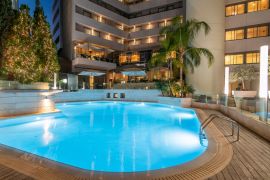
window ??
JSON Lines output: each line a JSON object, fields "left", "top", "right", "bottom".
{"left": 226, "top": 4, "right": 245, "bottom": 16}
{"left": 225, "top": 54, "right": 244, "bottom": 65}
{"left": 226, "top": 29, "right": 244, "bottom": 40}
{"left": 247, "top": 25, "right": 269, "bottom": 38}
{"left": 246, "top": 52, "right": 260, "bottom": 63}
{"left": 248, "top": 0, "right": 269, "bottom": 12}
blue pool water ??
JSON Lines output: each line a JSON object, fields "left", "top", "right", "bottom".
{"left": 0, "top": 101, "right": 207, "bottom": 172}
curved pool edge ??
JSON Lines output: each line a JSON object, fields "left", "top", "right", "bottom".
{"left": 0, "top": 108, "right": 233, "bottom": 180}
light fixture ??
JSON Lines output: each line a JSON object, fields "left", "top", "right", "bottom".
{"left": 63, "top": 79, "right": 68, "bottom": 84}
{"left": 224, "top": 67, "right": 230, "bottom": 96}
{"left": 259, "top": 45, "right": 269, "bottom": 98}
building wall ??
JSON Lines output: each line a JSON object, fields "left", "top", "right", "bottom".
{"left": 224, "top": 0, "right": 270, "bottom": 92}
{"left": 52, "top": 0, "right": 185, "bottom": 62}
{"left": 186, "top": 0, "right": 225, "bottom": 95}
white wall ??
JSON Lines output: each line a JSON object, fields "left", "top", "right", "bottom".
{"left": 52, "top": 90, "right": 192, "bottom": 107}
{"left": 0, "top": 91, "right": 55, "bottom": 117}
{"left": 186, "top": 0, "right": 225, "bottom": 95}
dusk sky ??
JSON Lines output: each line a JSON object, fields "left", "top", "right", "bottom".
{"left": 19, "top": 0, "right": 53, "bottom": 29}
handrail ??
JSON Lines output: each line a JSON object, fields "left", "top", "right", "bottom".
{"left": 200, "top": 114, "right": 240, "bottom": 142}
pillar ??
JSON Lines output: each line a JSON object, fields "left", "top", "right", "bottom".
{"left": 186, "top": 0, "right": 225, "bottom": 95}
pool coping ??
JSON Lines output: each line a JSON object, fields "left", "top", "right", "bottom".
{"left": 0, "top": 108, "right": 233, "bottom": 180}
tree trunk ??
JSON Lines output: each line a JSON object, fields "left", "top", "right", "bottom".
{"left": 242, "top": 79, "right": 245, "bottom": 90}
{"left": 179, "top": 57, "right": 184, "bottom": 85}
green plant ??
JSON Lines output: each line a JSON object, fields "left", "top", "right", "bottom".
{"left": 1, "top": 5, "right": 40, "bottom": 84}
{"left": 0, "top": 0, "right": 16, "bottom": 73}
{"left": 160, "top": 16, "right": 214, "bottom": 84}
{"left": 230, "top": 65, "right": 257, "bottom": 90}
{"left": 155, "top": 80, "right": 171, "bottom": 96}
{"left": 33, "top": 0, "right": 60, "bottom": 82}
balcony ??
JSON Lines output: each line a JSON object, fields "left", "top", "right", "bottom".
{"left": 72, "top": 57, "right": 117, "bottom": 73}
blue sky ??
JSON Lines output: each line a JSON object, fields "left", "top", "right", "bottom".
{"left": 19, "top": 0, "right": 53, "bottom": 29}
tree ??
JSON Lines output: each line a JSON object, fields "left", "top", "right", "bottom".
{"left": 0, "top": 0, "right": 16, "bottom": 70}
{"left": 1, "top": 5, "right": 40, "bottom": 84}
{"left": 33, "top": 0, "right": 60, "bottom": 82}
{"left": 0, "top": 0, "right": 15, "bottom": 39}
{"left": 231, "top": 65, "right": 257, "bottom": 90}
{"left": 160, "top": 16, "right": 214, "bottom": 84}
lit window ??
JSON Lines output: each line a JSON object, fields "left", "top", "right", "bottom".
{"left": 225, "top": 29, "right": 244, "bottom": 41}
{"left": 225, "top": 54, "right": 244, "bottom": 65}
{"left": 247, "top": 25, "right": 269, "bottom": 38}
{"left": 226, "top": 4, "right": 245, "bottom": 16}
{"left": 248, "top": 0, "right": 269, "bottom": 12}
{"left": 246, "top": 53, "right": 260, "bottom": 63}
{"left": 131, "top": 53, "right": 140, "bottom": 62}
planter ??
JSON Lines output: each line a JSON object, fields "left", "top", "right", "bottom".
{"left": 157, "top": 96, "right": 192, "bottom": 108}
{"left": 17, "top": 82, "right": 49, "bottom": 90}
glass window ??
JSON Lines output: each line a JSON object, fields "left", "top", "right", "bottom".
{"left": 226, "top": 4, "right": 245, "bottom": 16}
{"left": 225, "top": 54, "right": 244, "bottom": 65}
{"left": 247, "top": 25, "right": 269, "bottom": 38}
{"left": 248, "top": 0, "right": 269, "bottom": 12}
{"left": 246, "top": 53, "right": 260, "bottom": 63}
{"left": 258, "top": 26, "right": 269, "bottom": 36}
{"left": 226, "top": 29, "right": 244, "bottom": 40}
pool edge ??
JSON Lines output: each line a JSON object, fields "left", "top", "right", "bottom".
{"left": 0, "top": 108, "right": 233, "bottom": 180}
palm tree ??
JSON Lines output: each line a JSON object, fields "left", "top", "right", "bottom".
{"left": 160, "top": 16, "right": 214, "bottom": 84}
{"left": 150, "top": 40, "right": 176, "bottom": 80}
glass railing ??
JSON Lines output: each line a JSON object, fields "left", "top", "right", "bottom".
{"left": 192, "top": 92, "right": 270, "bottom": 124}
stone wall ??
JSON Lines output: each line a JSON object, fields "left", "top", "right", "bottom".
{"left": 0, "top": 91, "right": 56, "bottom": 117}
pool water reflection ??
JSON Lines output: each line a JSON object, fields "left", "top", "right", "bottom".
{"left": 0, "top": 101, "right": 207, "bottom": 172}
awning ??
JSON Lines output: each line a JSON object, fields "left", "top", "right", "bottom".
{"left": 121, "top": 70, "right": 146, "bottom": 76}
{"left": 79, "top": 71, "right": 105, "bottom": 77}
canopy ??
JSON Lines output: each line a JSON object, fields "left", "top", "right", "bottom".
{"left": 78, "top": 71, "right": 105, "bottom": 77}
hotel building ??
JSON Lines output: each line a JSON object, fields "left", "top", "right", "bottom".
{"left": 52, "top": 0, "right": 270, "bottom": 94}
{"left": 52, "top": 0, "right": 186, "bottom": 89}
{"left": 224, "top": 0, "right": 270, "bottom": 92}
{"left": 11, "top": 0, "right": 18, "bottom": 9}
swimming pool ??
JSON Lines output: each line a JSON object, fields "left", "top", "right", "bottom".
{"left": 0, "top": 101, "right": 207, "bottom": 172}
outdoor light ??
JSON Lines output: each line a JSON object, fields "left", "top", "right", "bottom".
{"left": 224, "top": 67, "right": 230, "bottom": 96}
{"left": 63, "top": 79, "right": 68, "bottom": 84}
{"left": 53, "top": 73, "right": 57, "bottom": 90}
{"left": 259, "top": 45, "right": 269, "bottom": 98}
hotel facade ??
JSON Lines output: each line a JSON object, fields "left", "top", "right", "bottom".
{"left": 225, "top": 0, "right": 270, "bottom": 92}
{"left": 52, "top": 0, "right": 269, "bottom": 94}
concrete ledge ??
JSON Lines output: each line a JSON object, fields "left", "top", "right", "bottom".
{"left": 192, "top": 102, "right": 270, "bottom": 142}
{"left": 52, "top": 90, "right": 192, "bottom": 108}
{"left": 0, "top": 91, "right": 58, "bottom": 117}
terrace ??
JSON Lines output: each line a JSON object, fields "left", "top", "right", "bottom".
{"left": 1, "top": 0, "right": 270, "bottom": 179}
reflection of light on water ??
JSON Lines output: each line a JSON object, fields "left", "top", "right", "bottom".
{"left": 174, "top": 112, "right": 195, "bottom": 119}
{"left": 132, "top": 132, "right": 136, "bottom": 171}
{"left": 136, "top": 102, "right": 145, "bottom": 106}
{"left": 107, "top": 149, "right": 111, "bottom": 166}
{"left": 121, "top": 151, "right": 124, "bottom": 172}
{"left": 178, "top": 116, "right": 182, "bottom": 126}
{"left": 42, "top": 120, "right": 54, "bottom": 145}
{"left": 90, "top": 112, "right": 94, "bottom": 128}
{"left": 147, "top": 149, "right": 151, "bottom": 171}
{"left": 152, "top": 130, "right": 201, "bottom": 153}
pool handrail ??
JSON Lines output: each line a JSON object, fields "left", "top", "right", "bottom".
{"left": 200, "top": 114, "right": 240, "bottom": 142}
